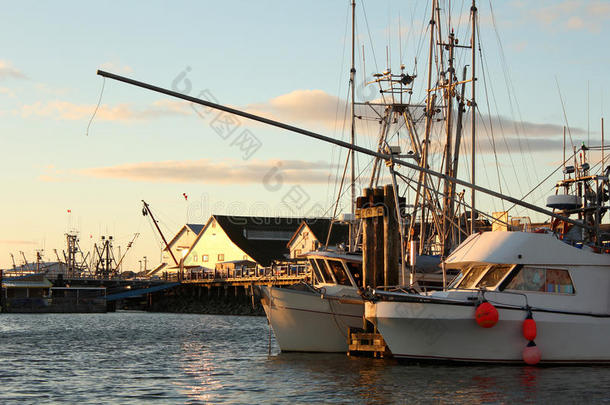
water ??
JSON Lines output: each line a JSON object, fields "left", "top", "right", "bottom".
{"left": 1, "top": 312, "right": 609, "bottom": 404}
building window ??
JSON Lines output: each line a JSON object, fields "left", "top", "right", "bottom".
{"left": 202, "top": 255, "right": 209, "bottom": 262}
{"left": 243, "top": 255, "right": 248, "bottom": 260}
{"left": 193, "top": 254, "right": 198, "bottom": 262}
{"left": 295, "top": 249, "right": 302, "bottom": 257}
{"left": 218, "top": 254, "right": 224, "bottom": 261}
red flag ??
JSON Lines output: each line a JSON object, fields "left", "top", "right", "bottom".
{"left": 67, "top": 209, "right": 71, "bottom": 213}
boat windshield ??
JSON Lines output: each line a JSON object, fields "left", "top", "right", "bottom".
{"left": 475, "top": 264, "right": 513, "bottom": 290}
{"left": 315, "top": 258, "right": 336, "bottom": 283}
{"left": 345, "top": 261, "right": 362, "bottom": 287}
{"left": 447, "top": 267, "right": 469, "bottom": 289}
{"left": 327, "top": 259, "right": 351, "bottom": 286}
{"left": 309, "top": 259, "right": 325, "bottom": 283}
{"left": 456, "top": 264, "right": 488, "bottom": 289}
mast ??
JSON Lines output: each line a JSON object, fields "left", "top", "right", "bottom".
{"left": 441, "top": 29, "right": 456, "bottom": 256}
{"left": 349, "top": 0, "right": 356, "bottom": 252}
{"left": 470, "top": 0, "right": 477, "bottom": 234}
{"left": 602, "top": 117, "right": 605, "bottom": 170}
{"left": 415, "top": 0, "right": 437, "bottom": 256}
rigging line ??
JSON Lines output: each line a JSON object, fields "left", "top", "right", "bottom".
{"left": 477, "top": 33, "right": 526, "bottom": 204}
{"left": 331, "top": 85, "right": 354, "bottom": 224}
{"left": 86, "top": 77, "right": 105, "bottom": 136}
{"left": 327, "top": 0, "right": 352, "bottom": 203}
{"left": 486, "top": 2, "right": 540, "bottom": 193}
{"left": 504, "top": 149, "right": 580, "bottom": 213}
{"left": 330, "top": 74, "right": 353, "bottom": 214}
{"left": 360, "top": 0, "right": 380, "bottom": 76}
{"left": 555, "top": 76, "right": 575, "bottom": 150}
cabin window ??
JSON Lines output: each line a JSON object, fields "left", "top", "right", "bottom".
{"left": 315, "top": 258, "right": 336, "bottom": 283}
{"left": 202, "top": 255, "right": 209, "bottom": 262}
{"left": 309, "top": 259, "right": 325, "bottom": 283}
{"left": 546, "top": 269, "right": 575, "bottom": 293}
{"left": 505, "top": 267, "right": 575, "bottom": 294}
{"left": 327, "top": 259, "right": 351, "bottom": 286}
{"left": 457, "top": 264, "right": 488, "bottom": 289}
{"left": 476, "top": 264, "right": 513, "bottom": 289}
{"left": 218, "top": 254, "right": 224, "bottom": 261}
{"left": 345, "top": 261, "right": 362, "bottom": 286}
{"left": 506, "top": 267, "right": 545, "bottom": 292}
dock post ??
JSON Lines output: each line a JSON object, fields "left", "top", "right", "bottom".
{"left": 373, "top": 187, "right": 385, "bottom": 289}
{"left": 383, "top": 184, "right": 399, "bottom": 286}
{"left": 361, "top": 188, "right": 375, "bottom": 291}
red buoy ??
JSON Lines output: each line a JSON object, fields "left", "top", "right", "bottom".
{"left": 523, "top": 341, "right": 541, "bottom": 365}
{"left": 475, "top": 301, "right": 499, "bottom": 328}
{"left": 523, "top": 316, "right": 537, "bottom": 341}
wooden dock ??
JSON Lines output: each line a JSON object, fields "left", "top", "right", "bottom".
{"left": 347, "top": 327, "right": 392, "bottom": 358}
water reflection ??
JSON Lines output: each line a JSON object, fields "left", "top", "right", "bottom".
{"left": 178, "top": 341, "right": 224, "bottom": 403}
{"left": 2, "top": 313, "right": 609, "bottom": 404}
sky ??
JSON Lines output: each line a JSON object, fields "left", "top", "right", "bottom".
{"left": 1, "top": 0, "right": 609, "bottom": 271}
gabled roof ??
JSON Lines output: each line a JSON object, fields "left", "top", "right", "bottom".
{"left": 287, "top": 218, "right": 350, "bottom": 248}
{"left": 163, "top": 223, "right": 205, "bottom": 251}
{"left": 186, "top": 223, "right": 205, "bottom": 235}
{"left": 214, "top": 215, "right": 305, "bottom": 266}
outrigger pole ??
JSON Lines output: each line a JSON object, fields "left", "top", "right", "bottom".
{"left": 96, "top": 70, "right": 591, "bottom": 231}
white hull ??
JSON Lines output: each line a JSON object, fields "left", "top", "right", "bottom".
{"left": 367, "top": 300, "right": 610, "bottom": 363}
{"left": 260, "top": 285, "right": 363, "bottom": 352}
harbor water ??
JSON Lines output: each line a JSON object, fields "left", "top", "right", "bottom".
{"left": 1, "top": 312, "right": 609, "bottom": 404}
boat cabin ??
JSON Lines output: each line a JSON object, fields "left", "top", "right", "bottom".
{"left": 307, "top": 251, "right": 362, "bottom": 288}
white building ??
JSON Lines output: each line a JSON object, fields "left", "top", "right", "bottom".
{"left": 183, "top": 215, "right": 304, "bottom": 272}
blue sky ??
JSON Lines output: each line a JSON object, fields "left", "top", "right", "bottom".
{"left": 1, "top": 0, "right": 609, "bottom": 270}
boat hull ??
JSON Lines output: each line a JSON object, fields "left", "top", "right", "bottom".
{"left": 366, "top": 300, "right": 610, "bottom": 364}
{"left": 259, "top": 286, "right": 363, "bottom": 352}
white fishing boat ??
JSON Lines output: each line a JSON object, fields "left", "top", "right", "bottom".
{"left": 259, "top": 251, "right": 364, "bottom": 352}
{"left": 366, "top": 150, "right": 610, "bottom": 364}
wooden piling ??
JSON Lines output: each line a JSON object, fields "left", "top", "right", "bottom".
{"left": 383, "top": 184, "right": 399, "bottom": 286}
{"left": 362, "top": 188, "right": 375, "bottom": 289}
{"left": 373, "top": 187, "right": 385, "bottom": 289}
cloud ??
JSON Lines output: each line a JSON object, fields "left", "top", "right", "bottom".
{"left": 0, "top": 60, "right": 26, "bottom": 80}
{"left": 21, "top": 99, "right": 191, "bottom": 121}
{"left": 79, "top": 158, "right": 338, "bottom": 185}
{"left": 245, "top": 89, "right": 350, "bottom": 130}
{"left": 528, "top": 1, "right": 610, "bottom": 33}
{"left": 475, "top": 114, "right": 586, "bottom": 138}
{"left": 0, "top": 87, "right": 15, "bottom": 97}
{"left": 0, "top": 240, "right": 37, "bottom": 245}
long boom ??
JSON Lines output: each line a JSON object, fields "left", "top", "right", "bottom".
{"left": 96, "top": 70, "right": 589, "bottom": 231}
